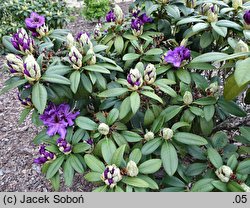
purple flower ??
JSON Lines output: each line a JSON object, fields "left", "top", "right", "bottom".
{"left": 106, "top": 10, "right": 116, "bottom": 22}
{"left": 131, "top": 8, "right": 141, "bottom": 17}
{"left": 131, "top": 18, "right": 143, "bottom": 31}
{"left": 18, "top": 93, "right": 32, "bottom": 108}
{"left": 25, "top": 12, "right": 45, "bottom": 33}
{"left": 34, "top": 144, "right": 55, "bottom": 165}
{"left": 164, "top": 46, "right": 191, "bottom": 68}
{"left": 11, "top": 28, "right": 35, "bottom": 54}
{"left": 85, "top": 138, "right": 94, "bottom": 146}
{"left": 40, "top": 103, "right": 80, "bottom": 139}
{"left": 244, "top": 10, "right": 250, "bottom": 25}
{"left": 57, "top": 138, "right": 72, "bottom": 154}
{"left": 138, "top": 13, "right": 153, "bottom": 24}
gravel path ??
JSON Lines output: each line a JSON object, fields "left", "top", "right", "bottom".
{"left": 0, "top": 2, "right": 130, "bottom": 192}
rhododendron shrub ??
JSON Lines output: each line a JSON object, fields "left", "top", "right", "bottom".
{"left": 1, "top": 1, "right": 250, "bottom": 192}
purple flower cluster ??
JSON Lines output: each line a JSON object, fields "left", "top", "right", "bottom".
{"left": 25, "top": 12, "right": 45, "bottom": 37}
{"left": 34, "top": 144, "right": 55, "bottom": 164}
{"left": 131, "top": 13, "right": 153, "bottom": 31}
{"left": 127, "top": 74, "right": 141, "bottom": 87}
{"left": 57, "top": 138, "right": 72, "bottom": 154}
{"left": 164, "top": 46, "right": 191, "bottom": 68}
{"left": 11, "top": 29, "right": 35, "bottom": 53}
{"left": 106, "top": 10, "right": 116, "bottom": 22}
{"left": 244, "top": 10, "right": 250, "bottom": 25}
{"left": 40, "top": 103, "right": 80, "bottom": 139}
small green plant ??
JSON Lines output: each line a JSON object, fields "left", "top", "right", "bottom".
{"left": 83, "top": 0, "right": 111, "bottom": 21}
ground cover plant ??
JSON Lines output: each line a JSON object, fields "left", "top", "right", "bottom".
{"left": 0, "top": 0, "right": 250, "bottom": 192}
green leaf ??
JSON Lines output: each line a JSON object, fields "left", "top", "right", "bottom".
{"left": 227, "top": 155, "right": 238, "bottom": 170}
{"left": 46, "top": 156, "right": 65, "bottom": 179}
{"left": 224, "top": 75, "right": 247, "bottom": 100}
{"left": 114, "top": 36, "right": 124, "bottom": 54}
{"left": 19, "top": 108, "right": 32, "bottom": 124}
{"left": 142, "top": 138, "right": 162, "bottom": 155}
{"left": 84, "top": 154, "right": 105, "bottom": 173}
{"left": 98, "top": 88, "right": 129, "bottom": 97}
{"left": 212, "top": 181, "right": 228, "bottom": 192}
{"left": 192, "top": 22, "right": 210, "bottom": 33}
{"left": 92, "top": 185, "right": 107, "bottom": 192}
{"left": 119, "top": 97, "right": 131, "bottom": 120}
{"left": 185, "top": 163, "right": 207, "bottom": 176}
{"left": 73, "top": 143, "right": 91, "bottom": 153}
{"left": 122, "top": 177, "right": 149, "bottom": 188}
{"left": 63, "top": 159, "right": 74, "bottom": 187}
{"left": 171, "top": 122, "right": 190, "bottom": 132}
{"left": 240, "top": 126, "right": 250, "bottom": 141}
{"left": 216, "top": 20, "right": 242, "bottom": 31}
{"left": 141, "top": 91, "right": 163, "bottom": 103}
{"left": 122, "top": 131, "right": 142, "bottom": 142}
{"left": 174, "top": 132, "right": 208, "bottom": 145}
{"left": 144, "top": 108, "right": 155, "bottom": 126}
{"left": 83, "top": 65, "right": 110, "bottom": 74}
{"left": 227, "top": 181, "right": 245, "bottom": 192}
{"left": 50, "top": 172, "right": 60, "bottom": 191}
{"left": 85, "top": 172, "right": 102, "bottom": 182}
{"left": 81, "top": 73, "right": 92, "bottom": 93}
{"left": 130, "top": 92, "right": 140, "bottom": 114}
{"left": 137, "top": 175, "right": 159, "bottom": 190}
{"left": 129, "top": 148, "right": 142, "bottom": 164}
{"left": 32, "top": 82, "right": 47, "bottom": 114}
{"left": 211, "top": 131, "right": 228, "bottom": 149}
{"left": 139, "top": 159, "right": 162, "bottom": 174}
{"left": 161, "top": 142, "right": 178, "bottom": 176}
{"left": 111, "top": 144, "right": 126, "bottom": 167}
{"left": 207, "top": 148, "right": 223, "bottom": 169}
{"left": 204, "top": 105, "right": 215, "bottom": 122}
{"left": 69, "top": 154, "right": 84, "bottom": 174}
{"left": 72, "top": 129, "right": 86, "bottom": 145}
{"left": 236, "top": 160, "right": 250, "bottom": 175}
{"left": 2, "top": 36, "right": 22, "bottom": 54}
{"left": 176, "top": 69, "right": 191, "bottom": 84}
{"left": 0, "top": 79, "right": 27, "bottom": 95}
{"left": 218, "top": 98, "right": 247, "bottom": 117}
{"left": 45, "top": 65, "right": 72, "bottom": 76}
{"left": 191, "top": 178, "right": 214, "bottom": 192}
{"left": 42, "top": 74, "right": 71, "bottom": 85}
{"left": 211, "top": 22, "right": 227, "bottom": 37}
{"left": 193, "top": 97, "right": 217, "bottom": 106}
{"left": 93, "top": 45, "right": 109, "bottom": 53}
{"left": 177, "top": 17, "right": 204, "bottom": 25}
{"left": 162, "top": 105, "right": 183, "bottom": 122}
{"left": 123, "top": 53, "right": 141, "bottom": 61}
{"left": 107, "top": 108, "right": 119, "bottom": 125}
{"left": 235, "top": 58, "right": 250, "bottom": 86}
{"left": 102, "top": 138, "right": 117, "bottom": 164}
{"left": 145, "top": 48, "right": 163, "bottom": 56}
{"left": 200, "top": 31, "right": 213, "bottom": 48}
{"left": 191, "top": 52, "right": 228, "bottom": 63}
{"left": 69, "top": 71, "right": 80, "bottom": 93}
{"left": 75, "top": 116, "right": 98, "bottom": 130}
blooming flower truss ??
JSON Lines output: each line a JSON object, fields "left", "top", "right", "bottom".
{"left": 1, "top": 1, "right": 250, "bottom": 192}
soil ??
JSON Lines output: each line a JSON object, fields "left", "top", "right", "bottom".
{"left": 0, "top": 2, "right": 131, "bottom": 192}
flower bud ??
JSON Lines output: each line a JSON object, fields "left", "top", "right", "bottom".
{"left": 127, "top": 68, "right": 143, "bottom": 90}
{"left": 183, "top": 91, "right": 193, "bottom": 105}
{"left": 11, "top": 28, "right": 35, "bottom": 54}
{"left": 186, "top": 0, "right": 197, "bottom": 8}
{"left": 215, "top": 165, "right": 233, "bottom": 183}
{"left": 84, "top": 138, "right": 94, "bottom": 153}
{"left": 126, "top": 160, "right": 139, "bottom": 177}
{"left": 234, "top": 40, "right": 249, "bottom": 53}
{"left": 144, "top": 131, "right": 155, "bottom": 141}
{"left": 159, "top": 0, "right": 169, "bottom": 4}
{"left": 114, "top": 5, "right": 124, "bottom": 24}
{"left": 94, "top": 23, "right": 102, "bottom": 40}
{"left": 106, "top": 10, "right": 116, "bottom": 22}
{"left": 76, "top": 32, "right": 93, "bottom": 54}
{"left": 240, "top": 183, "right": 250, "bottom": 192}
{"left": 23, "top": 55, "right": 41, "bottom": 82}
{"left": 68, "top": 46, "right": 83, "bottom": 70}
{"left": 98, "top": 123, "right": 110, "bottom": 135}
{"left": 6, "top": 54, "right": 24, "bottom": 76}
{"left": 18, "top": 93, "right": 32, "bottom": 108}
{"left": 57, "top": 138, "right": 72, "bottom": 155}
{"left": 144, "top": 63, "right": 156, "bottom": 85}
{"left": 101, "top": 164, "right": 122, "bottom": 188}
{"left": 232, "top": 0, "right": 242, "bottom": 10}
{"left": 36, "top": 24, "right": 49, "bottom": 38}
{"left": 161, "top": 128, "right": 173, "bottom": 140}
{"left": 206, "top": 5, "right": 219, "bottom": 22}
{"left": 66, "top": 33, "right": 75, "bottom": 49}
{"left": 206, "top": 82, "right": 219, "bottom": 95}
{"left": 34, "top": 144, "right": 56, "bottom": 165}
{"left": 86, "top": 48, "right": 97, "bottom": 65}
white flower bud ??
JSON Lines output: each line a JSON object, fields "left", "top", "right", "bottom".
{"left": 114, "top": 5, "right": 124, "bottom": 24}
{"left": 98, "top": 123, "right": 110, "bottom": 135}
{"left": 6, "top": 54, "right": 24, "bottom": 76}
{"left": 127, "top": 68, "right": 143, "bottom": 90}
{"left": 126, "top": 160, "right": 139, "bottom": 177}
{"left": 86, "top": 48, "right": 96, "bottom": 65}
{"left": 23, "top": 55, "right": 41, "bottom": 82}
{"left": 161, "top": 128, "right": 173, "bottom": 140}
{"left": 232, "top": 0, "right": 242, "bottom": 10}
{"left": 183, "top": 91, "right": 193, "bottom": 105}
{"left": 186, "top": 0, "right": 196, "bottom": 8}
{"left": 36, "top": 24, "right": 49, "bottom": 37}
{"left": 215, "top": 165, "right": 233, "bottom": 183}
{"left": 66, "top": 33, "right": 75, "bottom": 49}
{"left": 234, "top": 40, "right": 249, "bottom": 53}
{"left": 101, "top": 164, "right": 122, "bottom": 188}
{"left": 144, "top": 131, "right": 155, "bottom": 141}
{"left": 68, "top": 46, "right": 82, "bottom": 70}
{"left": 144, "top": 63, "right": 156, "bottom": 85}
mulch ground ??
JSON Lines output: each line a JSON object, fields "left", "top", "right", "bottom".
{"left": 0, "top": 2, "right": 131, "bottom": 192}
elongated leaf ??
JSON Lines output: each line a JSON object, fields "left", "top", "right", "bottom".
{"left": 174, "top": 132, "right": 208, "bottom": 145}
{"left": 236, "top": 160, "right": 250, "bottom": 175}
{"left": 114, "top": 36, "right": 124, "bottom": 54}
{"left": 70, "top": 71, "right": 80, "bottom": 93}
{"left": 69, "top": 154, "right": 84, "bottom": 173}
{"left": 161, "top": 142, "right": 178, "bottom": 176}
{"left": 129, "top": 148, "right": 142, "bottom": 164}
{"left": 107, "top": 108, "right": 119, "bottom": 125}
{"left": 42, "top": 74, "right": 71, "bottom": 85}
{"left": 73, "top": 143, "right": 91, "bottom": 153}
{"left": 142, "top": 138, "right": 162, "bottom": 155}
{"left": 191, "top": 52, "right": 228, "bottom": 63}
{"left": 83, "top": 65, "right": 110, "bottom": 74}
{"left": 75, "top": 116, "right": 98, "bottom": 130}
{"left": 32, "top": 82, "right": 47, "bottom": 114}
{"left": 98, "top": 88, "right": 129, "bottom": 97}
{"left": 46, "top": 65, "right": 72, "bottom": 75}
{"left": 63, "top": 160, "right": 74, "bottom": 187}
{"left": 141, "top": 91, "right": 163, "bottom": 103}
{"left": 139, "top": 159, "right": 162, "bottom": 174}
{"left": 207, "top": 148, "right": 223, "bottom": 169}
{"left": 0, "top": 79, "right": 27, "bottom": 95}
{"left": 111, "top": 144, "right": 126, "bottom": 167}
{"left": 123, "top": 53, "right": 141, "bottom": 61}
{"left": 85, "top": 172, "right": 102, "bottom": 182}
{"left": 145, "top": 48, "right": 163, "bottom": 56}
{"left": 122, "top": 177, "right": 149, "bottom": 188}
{"left": 46, "top": 156, "right": 65, "bottom": 179}
{"left": 84, "top": 154, "right": 105, "bottom": 173}
{"left": 191, "top": 178, "right": 214, "bottom": 192}
{"left": 130, "top": 91, "right": 140, "bottom": 114}
{"left": 235, "top": 58, "right": 250, "bottom": 87}
{"left": 119, "top": 97, "right": 131, "bottom": 120}
{"left": 122, "top": 131, "right": 142, "bottom": 142}
{"left": 102, "top": 138, "right": 117, "bottom": 164}
{"left": 218, "top": 98, "right": 247, "bottom": 117}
